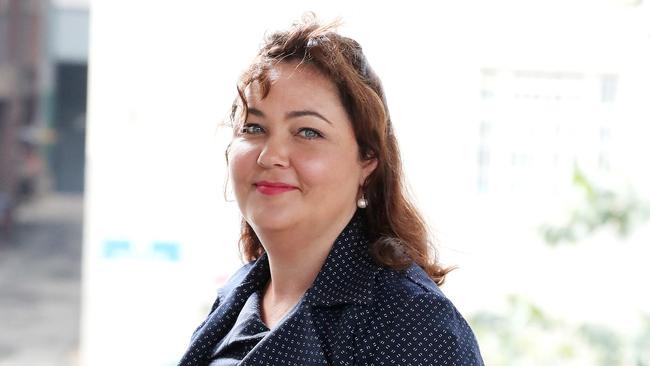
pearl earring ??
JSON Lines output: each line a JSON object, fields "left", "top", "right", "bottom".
{"left": 357, "top": 194, "right": 368, "bottom": 209}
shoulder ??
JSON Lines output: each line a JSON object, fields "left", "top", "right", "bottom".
{"left": 371, "top": 263, "right": 454, "bottom": 319}
{"left": 205, "top": 260, "right": 258, "bottom": 316}
{"left": 373, "top": 262, "right": 446, "bottom": 300}
{"left": 364, "top": 264, "right": 484, "bottom": 365}
{"left": 214, "top": 259, "right": 262, "bottom": 305}
{"left": 215, "top": 261, "right": 257, "bottom": 300}
{"left": 190, "top": 261, "right": 258, "bottom": 340}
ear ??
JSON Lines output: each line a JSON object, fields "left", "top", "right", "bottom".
{"left": 359, "top": 158, "right": 378, "bottom": 186}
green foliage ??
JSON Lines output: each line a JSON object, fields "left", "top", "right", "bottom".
{"left": 633, "top": 315, "right": 650, "bottom": 366}
{"left": 540, "top": 167, "right": 650, "bottom": 245}
{"left": 469, "top": 295, "right": 650, "bottom": 366}
{"left": 578, "top": 324, "right": 622, "bottom": 365}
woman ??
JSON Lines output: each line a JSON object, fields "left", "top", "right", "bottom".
{"left": 179, "top": 15, "right": 483, "bottom": 366}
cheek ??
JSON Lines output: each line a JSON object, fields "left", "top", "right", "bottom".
{"left": 293, "top": 156, "right": 329, "bottom": 184}
{"left": 228, "top": 141, "right": 259, "bottom": 187}
{"left": 294, "top": 149, "right": 361, "bottom": 192}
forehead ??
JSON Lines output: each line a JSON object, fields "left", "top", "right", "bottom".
{"left": 245, "top": 61, "right": 339, "bottom": 104}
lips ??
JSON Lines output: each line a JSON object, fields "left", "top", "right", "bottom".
{"left": 254, "top": 181, "right": 298, "bottom": 195}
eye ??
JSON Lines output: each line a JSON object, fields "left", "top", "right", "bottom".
{"left": 297, "top": 128, "right": 323, "bottom": 139}
{"left": 240, "top": 123, "right": 264, "bottom": 135}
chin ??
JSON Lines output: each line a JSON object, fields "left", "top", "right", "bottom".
{"left": 246, "top": 209, "right": 300, "bottom": 233}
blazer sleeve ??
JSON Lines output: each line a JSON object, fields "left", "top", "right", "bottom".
{"left": 369, "top": 292, "right": 484, "bottom": 366}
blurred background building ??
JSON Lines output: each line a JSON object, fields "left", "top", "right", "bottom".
{"left": 0, "top": 0, "right": 87, "bottom": 364}
{"left": 0, "top": 0, "right": 87, "bottom": 230}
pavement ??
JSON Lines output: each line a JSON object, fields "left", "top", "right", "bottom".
{"left": 0, "top": 193, "right": 83, "bottom": 366}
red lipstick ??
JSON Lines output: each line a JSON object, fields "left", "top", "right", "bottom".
{"left": 254, "top": 181, "right": 298, "bottom": 195}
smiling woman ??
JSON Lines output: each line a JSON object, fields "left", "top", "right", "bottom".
{"left": 178, "top": 13, "right": 484, "bottom": 366}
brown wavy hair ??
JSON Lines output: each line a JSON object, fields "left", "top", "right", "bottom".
{"left": 227, "top": 13, "right": 453, "bottom": 285}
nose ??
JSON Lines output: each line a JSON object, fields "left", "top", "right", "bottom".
{"left": 257, "top": 136, "right": 290, "bottom": 168}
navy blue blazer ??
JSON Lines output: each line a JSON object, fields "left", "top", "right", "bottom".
{"left": 178, "top": 214, "right": 483, "bottom": 365}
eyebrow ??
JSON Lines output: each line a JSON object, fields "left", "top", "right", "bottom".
{"left": 248, "top": 107, "right": 332, "bottom": 125}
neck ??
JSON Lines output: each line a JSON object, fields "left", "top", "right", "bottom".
{"left": 256, "top": 209, "right": 356, "bottom": 303}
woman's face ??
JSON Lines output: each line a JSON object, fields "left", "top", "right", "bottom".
{"left": 229, "top": 61, "right": 377, "bottom": 236}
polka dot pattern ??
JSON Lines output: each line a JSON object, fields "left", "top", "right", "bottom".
{"left": 178, "top": 213, "right": 484, "bottom": 365}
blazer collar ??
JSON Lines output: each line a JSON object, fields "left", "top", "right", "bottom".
{"left": 303, "top": 211, "right": 379, "bottom": 306}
